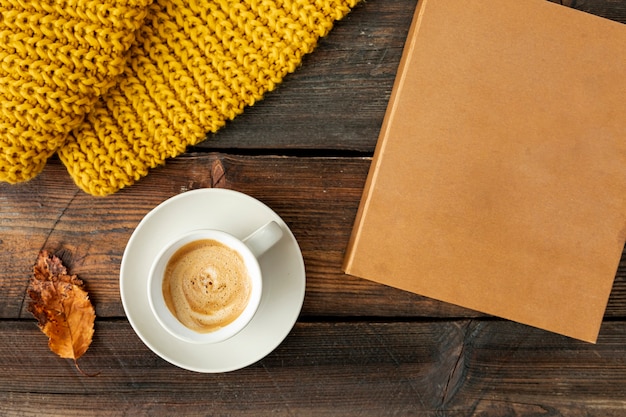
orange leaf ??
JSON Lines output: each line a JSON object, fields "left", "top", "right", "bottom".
{"left": 27, "top": 251, "right": 96, "bottom": 372}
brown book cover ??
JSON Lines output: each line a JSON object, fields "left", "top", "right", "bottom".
{"left": 343, "top": 0, "right": 626, "bottom": 342}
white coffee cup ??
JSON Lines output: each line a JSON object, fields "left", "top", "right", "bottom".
{"left": 147, "top": 221, "right": 283, "bottom": 344}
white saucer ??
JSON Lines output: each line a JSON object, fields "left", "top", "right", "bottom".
{"left": 120, "top": 189, "right": 306, "bottom": 372}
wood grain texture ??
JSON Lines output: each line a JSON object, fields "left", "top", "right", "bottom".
{"left": 197, "top": 0, "right": 413, "bottom": 152}
{"left": 1, "top": 320, "right": 625, "bottom": 416}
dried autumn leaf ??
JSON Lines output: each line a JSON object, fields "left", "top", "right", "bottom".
{"left": 27, "top": 251, "right": 96, "bottom": 374}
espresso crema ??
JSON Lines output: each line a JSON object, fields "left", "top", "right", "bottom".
{"left": 162, "top": 239, "right": 252, "bottom": 333}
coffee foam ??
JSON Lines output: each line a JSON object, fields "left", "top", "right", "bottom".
{"left": 163, "top": 239, "right": 252, "bottom": 333}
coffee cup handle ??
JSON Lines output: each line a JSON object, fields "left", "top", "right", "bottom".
{"left": 243, "top": 221, "right": 284, "bottom": 258}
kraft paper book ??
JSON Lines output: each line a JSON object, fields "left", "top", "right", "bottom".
{"left": 343, "top": 0, "right": 626, "bottom": 342}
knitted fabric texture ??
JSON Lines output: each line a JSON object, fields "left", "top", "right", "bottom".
{"left": 0, "top": 0, "right": 151, "bottom": 184}
{"left": 57, "top": 0, "right": 360, "bottom": 196}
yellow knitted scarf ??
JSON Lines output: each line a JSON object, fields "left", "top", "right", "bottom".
{"left": 1, "top": 0, "right": 359, "bottom": 195}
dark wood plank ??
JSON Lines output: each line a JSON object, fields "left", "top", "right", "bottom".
{"left": 562, "top": 0, "right": 626, "bottom": 21}
{"left": 1, "top": 320, "right": 624, "bottom": 416}
{"left": 446, "top": 319, "right": 626, "bottom": 416}
{"left": 2, "top": 155, "right": 625, "bottom": 321}
{"left": 199, "top": 0, "right": 415, "bottom": 152}
{"left": 0, "top": 175, "right": 82, "bottom": 318}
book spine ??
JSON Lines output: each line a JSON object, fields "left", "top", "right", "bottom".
{"left": 342, "top": 0, "right": 430, "bottom": 273}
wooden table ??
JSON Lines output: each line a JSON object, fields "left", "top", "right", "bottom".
{"left": 1, "top": 1, "right": 625, "bottom": 415}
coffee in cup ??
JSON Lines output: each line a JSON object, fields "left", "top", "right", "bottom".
{"left": 148, "top": 221, "right": 283, "bottom": 344}
{"left": 162, "top": 238, "right": 252, "bottom": 333}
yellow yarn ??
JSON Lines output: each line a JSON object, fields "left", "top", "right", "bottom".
{"left": 0, "top": 0, "right": 359, "bottom": 195}
{"left": 58, "top": 0, "right": 360, "bottom": 196}
{"left": 0, "top": 0, "right": 151, "bottom": 184}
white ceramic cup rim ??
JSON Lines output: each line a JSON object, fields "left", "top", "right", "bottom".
{"left": 147, "top": 229, "right": 263, "bottom": 344}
